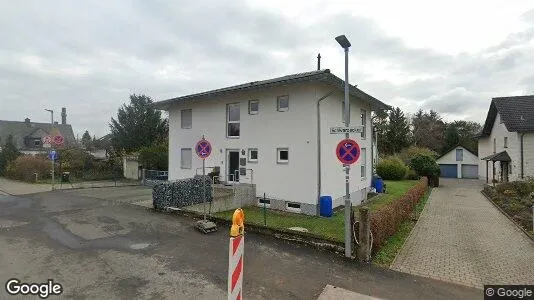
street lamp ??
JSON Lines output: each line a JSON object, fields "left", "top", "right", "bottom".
{"left": 335, "top": 34, "right": 352, "bottom": 258}
{"left": 44, "top": 109, "right": 54, "bottom": 190}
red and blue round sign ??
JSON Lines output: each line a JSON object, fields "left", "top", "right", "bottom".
{"left": 336, "top": 138, "right": 360, "bottom": 164}
{"left": 195, "top": 138, "right": 212, "bottom": 159}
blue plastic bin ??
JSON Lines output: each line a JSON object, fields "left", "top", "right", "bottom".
{"left": 375, "top": 177, "right": 384, "bottom": 193}
{"left": 319, "top": 196, "right": 333, "bottom": 217}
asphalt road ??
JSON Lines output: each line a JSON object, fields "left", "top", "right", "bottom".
{"left": 0, "top": 186, "right": 481, "bottom": 299}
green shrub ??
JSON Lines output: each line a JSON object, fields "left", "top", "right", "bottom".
{"left": 405, "top": 168, "right": 420, "bottom": 180}
{"left": 5, "top": 155, "right": 50, "bottom": 182}
{"left": 409, "top": 155, "right": 440, "bottom": 177}
{"left": 510, "top": 181, "right": 534, "bottom": 197}
{"left": 398, "top": 146, "right": 438, "bottom": 164}
{"left": 370, "top": 177, "right": 428, "bottom": 253}
{"left": 376, "top": 157, "right": 408, "bottom": 180}
{"left": 138, "top": 143, "right": 168, "bottom": 170}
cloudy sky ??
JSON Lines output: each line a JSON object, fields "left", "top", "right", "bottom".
{"left": 1, "top": 0, "right": 534, "bottom": 137}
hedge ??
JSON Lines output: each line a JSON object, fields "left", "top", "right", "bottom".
{"left": 5, "top": 155, "right": 50, "bottom": 182}
{"left": 370, "top": 177, "right": 428, "bottom": 254}
{"left": 376, "top": 157, "right": 408, "bottom": 180}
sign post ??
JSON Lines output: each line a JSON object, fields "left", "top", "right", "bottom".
{"left": 48, "top": 150, "right": 57, "bottom": 190}
{"left": 194, "top": 136, "right": 217, "bottom": 234}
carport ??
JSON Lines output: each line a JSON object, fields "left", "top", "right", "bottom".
{"left": 481, "top": 151, "right": 511, "bottom": 183}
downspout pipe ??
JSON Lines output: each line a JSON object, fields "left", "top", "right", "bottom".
{"left": 316, "top": 89, "right": 337, "bottom": 216}
{"left": 521, "top": 133, "right": 525, "bottom": 179}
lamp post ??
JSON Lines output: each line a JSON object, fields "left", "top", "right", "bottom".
{"left": 45, "top": 109, "right": 54, "bottom": 190}
{"left": 335, "top": 34, "right": 352, "bottom": 258}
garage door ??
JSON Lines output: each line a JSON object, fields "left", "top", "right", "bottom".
{"left": 461, "top": 164, "right": 478, "bottom": 179}
{"left": 439, "top": 164, "right": 457, "bottom": 178}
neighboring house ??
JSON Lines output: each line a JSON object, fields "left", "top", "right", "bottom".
{"left": 437, "top": 145, "right": 478, "bottom": 179}
{"left": 89, "top": 134, "right": 112, "bottom": 159}
{"left": 478, "top": 96, "right": 534, "bottom": 183}
{"left": 154, "top": 69, "right": 390, "bottom": 215}
{"left": 0, "top": 108, "right": 75, "bottom": 155}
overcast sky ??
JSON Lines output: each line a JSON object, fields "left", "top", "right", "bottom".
{"left": 1, "top": 0, "right": 534, "bottom": 137}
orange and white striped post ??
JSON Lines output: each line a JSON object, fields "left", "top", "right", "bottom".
{"left": 228, "top": 208, "right": 244, "bottom": 300}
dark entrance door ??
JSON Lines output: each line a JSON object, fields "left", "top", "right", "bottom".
{"left": 228, "top": 151, "right": 240, "bottom": 182}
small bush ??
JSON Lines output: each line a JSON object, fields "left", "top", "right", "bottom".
{"left": 410, "top": 155, "right": 440, "bottom": 177}
{"left": 376, "top": 157, "right": 408, "bottom": 180}
{"left": 370, "top": 177, "right": 428, "bottom": 253}
{"left": 405, "top": 168, "right": 420, "bottom": 180}
{"left": 510, "top": 181, "right": 534, "bottom": 197}
{"left": 5, "top": 155, "right": 51, "bottom": 182}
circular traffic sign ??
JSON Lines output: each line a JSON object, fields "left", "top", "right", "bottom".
{"left": 336, "top": 138, "right": 360, "bottom": 164}
{"left": 195, "top": 138, "right": 212, "bottom": 159}
{"left": 53, "top": 135, "right": 64, "bottom": 146}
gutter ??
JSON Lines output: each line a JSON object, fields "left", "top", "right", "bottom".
{"left": 520, "top": 133, "right": 525, "bottom": 179}
{"left": 316, "top": 89, "right": 337, "bottom": 216}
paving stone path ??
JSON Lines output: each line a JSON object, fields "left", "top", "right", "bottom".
{"left": 391, "top": 178, "right": 534, "bottom": 289}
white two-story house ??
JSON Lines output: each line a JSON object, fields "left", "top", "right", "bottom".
{"left": 154, "top": 69, "right": 389, "bottom": 215}
{"left": 478, "top": 95, "right": 534, "bottom": 183}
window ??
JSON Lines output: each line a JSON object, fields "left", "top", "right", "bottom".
{"left": 361, "top": 109, "right": 367, "bottom": 139}
{"left": 180, "top": 148, "right": 192, "bottom": 169}
{"left": 286, "top": 202, "right": 301, "bottom": 212}
{"left": 277, "top": 95, "right": 289, "bottom": 112}
{"left": 181, "top": 109, "right": 192, "bottom": 129}
{"left": 456, "top": 148, "right": 463, "bottom": 161}
{"left": 360, "top": 148, "right": 367, "bottom": 178}
{"left": 227, "top": 103, "right": 240, "bottom": 138}
{"left": 277, "top": 148, "right": 289, "bottom": 163}
{"left": 258, "top": 198, "right": 271, "bottom": 208}
{"left": 249, "top": 100, "right": 259, "bottom": 115}
{"left": 33, "top": 139, "right": 41, "bottom": 147}
{"left": 493, "top": 138, "right": 496, "bottom": 153}
{"left": 504, "top": 137, "right": 508, "bottom": 148}
{"left": 248, "top": 148, "right": 258, "bottom": 162}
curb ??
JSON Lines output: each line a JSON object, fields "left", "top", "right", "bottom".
{"left": 153, "top": 206, "right": 348, "bottom": 257}
{"left": 480, "top": 189, "right": 534, "bottom": 243}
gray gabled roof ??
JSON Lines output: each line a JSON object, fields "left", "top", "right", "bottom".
{"left": 480, "top": 95, "right": 534, "bottom": 137}
{"left": 0, "top": 120, "right": 76, "bottom": 150}
{"left": 153, "top": 69, "right": 390, "bottom": 111}
{"left": 481, "top": 151, "right": 511, "bottom": 162}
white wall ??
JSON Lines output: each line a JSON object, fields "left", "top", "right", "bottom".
{"left": 437, "top": 146, "right": 478, "bottom": 178}
{"left": 123, "top": 157, "right": 139, "bottom": 180}
{"left": 318, "top": 88, "right": 372, "bottom": 208}
{"left": 478, "top": 113, "right": 521, "bottom": 182}
{"left": 168, "top": 82, "right": 320, "bottom": 206}
{"left": 522, "top": 133, "right": 534, "bottom": 178}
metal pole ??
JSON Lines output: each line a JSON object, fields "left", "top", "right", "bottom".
{"left": 343, "top": 46, "right": 352, "bottom": 258}
{"left": 50, "top": 111, "right": 54, "bottom": 191}
{"left": 532, "top": 205, "right": 533, "bottom": 233}
{"left": 203, "top": 157, "right": 207, "bottom": 221}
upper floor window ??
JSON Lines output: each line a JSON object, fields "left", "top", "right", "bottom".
{"left": 227, "top": 103, "right": 240, "bottom": 138}
{"left": 360, "top": 109, "right": 367, "bottom": 139}
{"left": 277, "top": 95, "right": 289, "bottom": 112}
{"left": 504, "top": 137, "right": 508, "bottom": 148}
{"left": 249, "top": 100, "right": 259, "bottom": 115}
{"left": 181, "top": 109, "right": 192, "bottom": 129}
{"left": 456, "top": 148, "right": 463, "bottom": 161}
{"left": 493, "top": 138, "right": 496, "bottom": 153}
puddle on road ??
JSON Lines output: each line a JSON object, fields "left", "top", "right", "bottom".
{"left": 129, "top": 243, "right": 150, "bottom": 250}
{"left": 40, "top": 217, "right": 84, "bottom": 249}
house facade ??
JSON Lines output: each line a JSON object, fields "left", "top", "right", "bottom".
{"left": 437, "top": 146, "right": 478, "bottom": 179}
{"left": 478, "top": 96, "right": 534, "bottom": 182}
{"left": 0, "top": 108, "right": 75, "bottom": 155}
{"left": 154, "top": 69, "right": 389, "bottom": 215}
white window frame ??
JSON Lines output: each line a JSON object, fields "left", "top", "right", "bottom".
{"left": 181, "top": 109, "right": 192, "bottom": 129}
{"left": 504, "top": 137, "right": 508, "bottom": 148}
{"left": 226, "top": 103, "right": 240, "bottom": 138}
{"left": 248, "top": 148, "right": 258, "bottom": 162}
{"left": 258, "top": 198, "right": 271, "bottom": 208}
{"left": 361, "top": 109, "right": 367, "bottom": 139}
{"left": 180, "top": 148, "right": 192, "bottom": 169}
{"left": 249, "top": 100, "right": 259, "bottom": 115}
{"left": 360, "top": 148, "right": 367, "bottom": 179}
{"left": 277, "top": 148, "right": 289, "bottom": 164}
{"left": 277, "top": 95, "right": 289, "bottom": 112}
{"left": 286, "top": 202, "right": 301, "bottom": 213}
{"left": 456, "top": 148, "right": 463, "bottom": 161}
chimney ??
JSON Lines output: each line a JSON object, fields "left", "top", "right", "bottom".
{"left": 24, "top": 118, "right": 30, "bottom": 123}
{"left": 61, "top": 107, "right": 67, "bottom": 125}
{"left": 317, "top": 53, "right": 321, "bottom": 70}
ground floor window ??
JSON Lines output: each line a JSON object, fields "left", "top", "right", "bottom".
{"left": 277, "top": 148, "right": 289, "bottom": 163}
{"left": 248, "top": 148, "right": 258, "bottom": 162}
{"left": 360, "top": 148, "right": 367, "bottom": 178}
{"left": 181, "top": 148, "right": 192, "bottom": 169}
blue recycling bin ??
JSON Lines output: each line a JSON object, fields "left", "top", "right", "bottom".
{"left": 319, "top": 196, "right": 333, "bottom": 217}
{"left": 375, "top": 176, "right": 384, "bottom": 193}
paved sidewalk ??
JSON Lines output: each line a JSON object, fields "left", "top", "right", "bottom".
{"left": 391, "top": 178, "right": 534, "bottom": 289}
{"left": 0, "top": 177, "right": 51, "bottom": 194}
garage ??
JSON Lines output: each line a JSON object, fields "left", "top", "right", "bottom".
{"left": 461, "top": 164, "right": 478, "bottom": 179}
{"left": 439, "top": 164, "right": 458, "bottom": 178}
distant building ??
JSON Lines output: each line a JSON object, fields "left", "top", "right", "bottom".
{"left": 0, "top": 108, "right": 75, "bottom": 155}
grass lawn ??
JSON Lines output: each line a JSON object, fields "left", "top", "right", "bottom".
{"left": 366, "top": 180, "right": 419, "bottom": 211}
{"left": 214, "top": 179, "right": 421, "bottom": 243}
{"left": 372, "top": 189, "right": 431, "bottom": 267}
